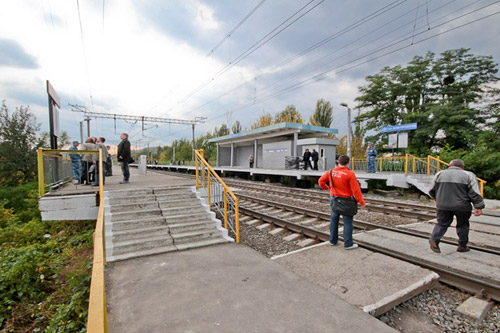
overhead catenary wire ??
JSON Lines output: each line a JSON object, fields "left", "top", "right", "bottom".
{"left": 206, "top": 0, "right": 267, "bottom": 57}
{"left": 76, "top": 0, "right": 95, "bottom": 112}
{"left": 203, "top": 4, "right": 500, "bottom": 125}
{"left": 156, "top": 0, "right": 324, "bottom": 117}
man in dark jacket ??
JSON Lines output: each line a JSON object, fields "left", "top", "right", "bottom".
{"left": 117, "top": 133, "right": 131, "bottom": 184}
{"left": 428, "top": 159, "right": 485, "bottom": 253}
{"left": 303, "top": 149, "right": 312, "bottom": 170}
{"left": 311, "top": 149, "right": 319, "bottom": 170}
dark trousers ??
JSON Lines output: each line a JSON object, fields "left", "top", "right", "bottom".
{"left": 312, "top": 160, "right": 318, "bottom": 170}
{"left": 80, "top": 161, "right": 90, "bottom": 184}
{"left": 120, "top": 162, "right": 130, "bottom": 181}
{"left": 304, "top": 160, "right": 312, "bottom": 170}
{"left": 430, "top": 210, "right": 471, "bottom": 247}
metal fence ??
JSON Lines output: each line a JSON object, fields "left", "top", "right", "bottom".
{"left": 195, "top": 149, "right": 240, "bottom": 242}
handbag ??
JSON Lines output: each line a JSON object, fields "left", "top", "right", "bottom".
{"left": 329, "top": 169, "right": 358, "bottom": 216}
{"left": 128, "top": 157, "right": 135, "bottom": 164}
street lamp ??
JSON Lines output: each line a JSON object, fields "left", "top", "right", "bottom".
{"left": 340, "top": 103, "right": 352, "bottom": 166}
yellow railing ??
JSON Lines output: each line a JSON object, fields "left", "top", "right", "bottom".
{"left": 195, "top": 149, "right": 240, "bottom": 243}
{"left": 37, "top": 149, "right": 108, "bottom": 331}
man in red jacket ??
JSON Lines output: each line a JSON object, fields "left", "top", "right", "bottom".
{"left": 318, "top": 155, "right": 366, "bottom": 249}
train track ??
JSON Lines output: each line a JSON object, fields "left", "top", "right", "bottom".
{"left": 238, "top": 196, "right": 500, "bottom": 301}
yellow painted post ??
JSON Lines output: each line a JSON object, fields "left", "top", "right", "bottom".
{"left": 480, "top": 181, "right": 484, "bottom": 197}
{"left": 405, "top": 154, "right": 409, "bottom": 176}
{"left": 437, "top": 155, "right": 441, "bottom": 172}
{"left": 207, "top": 171, "right": 211, "bottom": 206}
{"left": 235, "top": 198, "right": 240, "bottom": 243}
{"left": 195, "top": 152, "right": 199, "bottom": 189}
{"left": 379, "top": 156, "right": 383, "bottom": 172}
{"left": 37, "top": 149, "right": 45, "bottom": 197}
{"left": 427, "top": 156, "right": 430, "bottom": 175}
{"left": 412, "top": 156, "right": 416, "bottom": 174}
{"left": 223, "top": 188, "right": 228, "bottom": 229}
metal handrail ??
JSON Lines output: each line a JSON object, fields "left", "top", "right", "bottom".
{"left": 37, "top": 149, "right": 108, "bottom": 331}
{"left": 195, "top": 149, "right": 240, "bottom": 243}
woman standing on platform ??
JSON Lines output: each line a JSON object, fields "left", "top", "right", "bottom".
{"left": 249, "top": 154, "right": 254, "bottom": 168}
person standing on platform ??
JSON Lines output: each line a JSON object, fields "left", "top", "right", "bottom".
{"left": 105, "top": 145, "right": 113, "bottom": 176}
{"left": 311, "top": 149, "right": 319, "bottom": 170}
{"left": 117, "top": 133, "right": 131, "bottom": 184}
{"left": 303, "top": 149, "right": 312, "bottom": 170}
{"left": 80, "top": 138, "right": 96, "bottom": 185}
{"left": 69, "top": 141, "right": 81, "bottom": 184}
{"left": 318, "top": 155, "right": 366, "bottom": 249}
{"left": 249, "top": 154, "right": 254, "bottom": 168}
{"left": 94, "top": 137, "right": 108, "bottom": 186}
{"left": 367, "top": 144, "right": 378, "bottom": 173}
{"left": 428, "top": 159, "right": 485, "bottom": 253}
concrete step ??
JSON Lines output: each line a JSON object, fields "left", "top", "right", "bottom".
{"left": 168, "top": 220, "right": 218, "bottom": 234}
{"left": 110, "top": 201, "right": 159, "bottom": 213}
{"left": 153, "top": 187, "right": 193, "bottom": 195}
{"left": 109, "top": 195, "right": 157, "bottom": 205}
{"left": 154, "top": 192, "right": 197, "bottom": 202}
{"left": 110, "top": 226, "right": 170, "bottom": 242}
{"left": 165, "top": 211, "right": 212, "bottom": 224}
{"left": 161, "top": 205, "right": 207, "bottom": 216}
{"left": 109, "top": 245, "right": 178, "bottom": 262}
{"left": 112, "top": 235, "right": 174, "bottom": 255}
{"left": 108, "top": 189, "right": 154, "bottom": 198}
{"left": 157, "top": 199, "right": 201, "bottom": 209}
{"left": 174, "top": 237, "right": 229, "bottom": 251}
{"left": 111, "top": 208, "right": 163, "bottom": 222}
{"left": 111, "top": 216, "right": 167, "bottom": 231}
{"left": 171, "top": 228, "right": 221, "bottom": 245}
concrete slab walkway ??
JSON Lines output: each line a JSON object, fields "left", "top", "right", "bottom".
{"left": 106, "top": 243, "right": 395, "bottom": 333}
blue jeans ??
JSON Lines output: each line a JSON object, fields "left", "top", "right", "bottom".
{"left": 71, "top": 161, "right": 81, "bottom": 180}
{"left": 330, "top": 197, "right": 354, "bottom": 247}
{"left": 368, "top": 157, "right": 376, "bottom": 172}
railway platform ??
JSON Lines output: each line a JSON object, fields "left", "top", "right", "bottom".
{"left": 106, "top": 243, "right": 395, "bottom": 333}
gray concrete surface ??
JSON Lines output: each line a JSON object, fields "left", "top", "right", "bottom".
{"left": 456, "top": 296, "right": 494, "bottom": 321}
{"left": 47, "top": 165, "right": 193, "bottom": 196}
{"left": 272, "top": 242, "right": 439, "bottom": 316}
{"left": 106, "top": 243, "right": 395, "bottom": 333}
{"left": 354, "top": 229, "right": 500, "bottom": 285}
{"left": 397, "top": 221, "right": 500, "bottom": 250}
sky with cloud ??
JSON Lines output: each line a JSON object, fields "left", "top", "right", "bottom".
{"left": 1, "top": 0, "right": 499, "bottom": 147}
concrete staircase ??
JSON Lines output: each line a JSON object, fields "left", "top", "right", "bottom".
{"left": 406, "top": 174, "right": 434, "bottom": 197}
{"left": 104, "top": 186, "right": 231, "bottom": 262}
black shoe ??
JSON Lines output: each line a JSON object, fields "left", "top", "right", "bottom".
{"left": 119, "top": 180, "right": 129, "bottom": 184}
{"left": 429, "top": 240, "right": 441, "bottom": 253}
{"left": 457, "top": 246, "right": 470, "bottom": 252}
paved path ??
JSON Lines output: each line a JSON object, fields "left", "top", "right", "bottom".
{"left": 106, "top": 243, "right": 395, "bottom": 333}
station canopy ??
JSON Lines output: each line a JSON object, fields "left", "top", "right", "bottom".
{"left": 208, "top": 122, "right": 339, "bottom": 146}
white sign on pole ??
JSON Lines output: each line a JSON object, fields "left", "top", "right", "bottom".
{"left": 388, "top": 134, "right": 398, "bottom": 148}
{"left": 398, "top": 132, "right": 408, "bottom": 148}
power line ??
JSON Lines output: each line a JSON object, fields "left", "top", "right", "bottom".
{"left": 156, "top": 0, "right": 324, "bottom": 117}
{"left": 206, "top": 0, "right": 267, "bottom": 57}
{"left": 76, "top": 0, "right": 95, "bottom": 112}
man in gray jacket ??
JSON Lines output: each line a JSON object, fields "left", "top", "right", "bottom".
{"left": 428, "top": 159, "right": 485, "bottom": 253}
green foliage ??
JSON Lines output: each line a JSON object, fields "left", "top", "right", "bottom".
{"left": 309, "top": 99, "right": 333, "bottom": 128}
{"left": 0, "top": 185, "right": 93, "bottom": 331}
{"left": 231, "top": 120, "right": 242, "bottom": 134}
{"left": 0, "top": 102, "right": 42, "bottom": 186}
{"left": 274, "top": 104, "right": 303, "bottom": 123}
{"left": 356, "top": 48, "right": 499, "bottom": 155}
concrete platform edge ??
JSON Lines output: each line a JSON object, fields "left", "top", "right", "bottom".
{"left": 362, "top": 272, "right": 440, "bottom": 316}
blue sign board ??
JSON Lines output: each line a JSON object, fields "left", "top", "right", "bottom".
{"left": 380, "top": 123, "right": 417, "bottom": 133}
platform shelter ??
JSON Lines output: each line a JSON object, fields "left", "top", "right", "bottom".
{"left": 209, "top": 122, "right": 339, "bottom": 170}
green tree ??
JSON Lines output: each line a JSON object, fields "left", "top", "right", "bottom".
{"left": 231, "top": 121, "right": 242, "bottom": 134}
{"left": 309, "top": 99, "right": 333, "bottom": 127}
{"left": 0, "top": 102, "right": 41, "bottom": 185}
{"left": 251, "top": 111, "right": 273, "bottom": 129}
{"left": 355, "top": 48, "right": 499, "bottom": 155}
{"left": 274, "top": 105, "right": 303, "bottom": 123}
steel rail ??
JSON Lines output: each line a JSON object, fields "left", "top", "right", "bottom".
{"left": 238, "top": 194, "right": 500, "bottom": 255}
{"left": 239, "top": 205, "right": 500, "bottom": 301}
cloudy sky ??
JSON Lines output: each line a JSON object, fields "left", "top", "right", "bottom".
{"left": 1, "top": 0, "right": 499, "bottom": 147}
